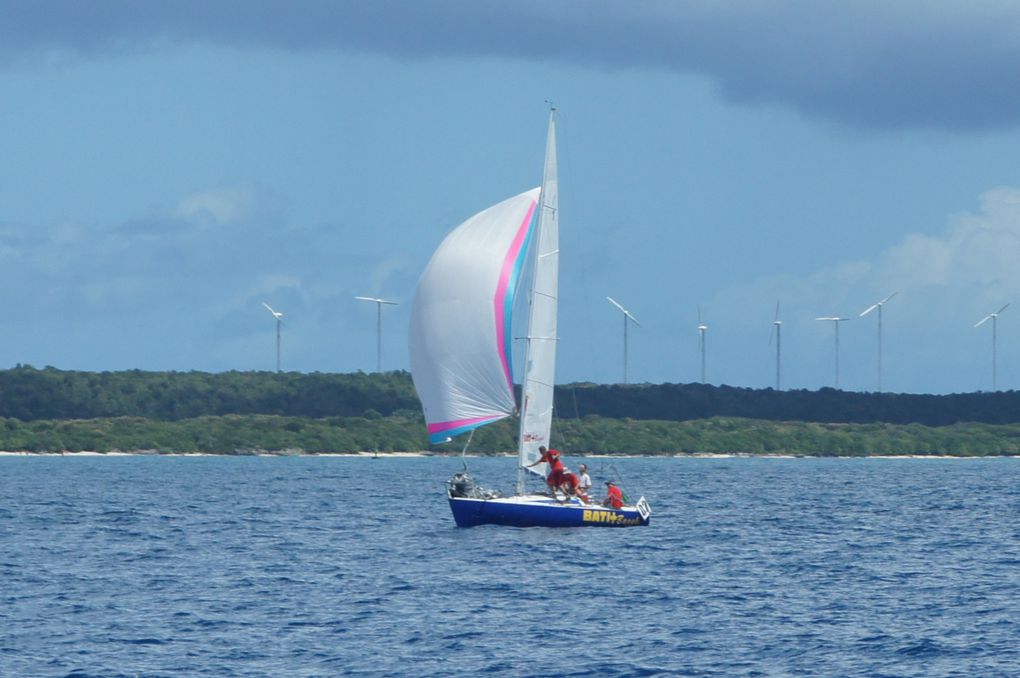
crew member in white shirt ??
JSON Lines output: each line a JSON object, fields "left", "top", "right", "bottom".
{"left": 577, "top": 463, "right": 592, "bottom": 503}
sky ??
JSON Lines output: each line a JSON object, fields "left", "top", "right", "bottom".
{"left": 3, "top": 1, "right": 1020, "bottom": 394}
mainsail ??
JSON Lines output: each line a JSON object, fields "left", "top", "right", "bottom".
{"left": 517, "top": 111, "right": 560, "bottom": 492}
{"left": 409, "top": 187, "right": 540, "bottom": 444}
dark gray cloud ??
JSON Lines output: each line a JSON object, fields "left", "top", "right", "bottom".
{"left": 4, "top": 1, "right": 1020, "bottom": 132}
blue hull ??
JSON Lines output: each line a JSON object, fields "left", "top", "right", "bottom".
{"left": 448, "top": 494, "right": 650, "bottom": 528}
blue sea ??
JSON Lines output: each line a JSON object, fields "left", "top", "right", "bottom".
{"left": 2, "top": 455, "right": 1019, "bottom": 677}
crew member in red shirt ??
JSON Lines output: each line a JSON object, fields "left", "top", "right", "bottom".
{"left": 558, "top": 470, "right": 581, "bottom": 500}
{"left": 525, "top": 446, "right": 565, "bottom": 491}
{"left": 603, "top": 480, "right": 624, "bottom": 509}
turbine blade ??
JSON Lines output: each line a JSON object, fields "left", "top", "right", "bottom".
{"left": 606, "top": 296, "right": 626, "bottom": 313}
{"left": 880, "top": 291, "right": 898, "bottom": 305}
{"left": 773, "top": 300, "right": 780, "bottom": 322}
{"left": 975, "top": 315, "right": 992, "bottom": 328}
{"left": 997, "top": 302, "right": 1010, "bottom": 315}
{"left": 356, "top": 296, "right": 399, "bottom": 305}
{"left": 860, "top": 303, "right": 879, "bottom": 317}
{"left": 607, "top": 296, "right": 638, "bottom": 324}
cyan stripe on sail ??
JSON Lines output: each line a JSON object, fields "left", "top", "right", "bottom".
{"left": 494, "top": 199, "right": 538, "bottom": 394}
{"left": 428, "top": 414, "right": 509, "bottom": 444}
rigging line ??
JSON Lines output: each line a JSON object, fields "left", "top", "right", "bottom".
{"left": 554, "top": 385, "right": 583, "bottom": 456}
{"left": 538, "top": 249, "right": 560, "bottom": 259}
{"left": 551, "top": 390, "right": 585, "bottom": 458}
{"left": 524, "top": 378, "right": 556, "bottom": 390}
{"left": 459, "top": 428, "right": 475, "bottom": 473}
{"left": 550, "top": 402, "right": 570, "bottom": 454}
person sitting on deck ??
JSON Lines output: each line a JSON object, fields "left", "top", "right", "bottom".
{"left": 525, "top": 446, "right": 565, "bottom": 492}
{"left": 602, "top": 480, "right": 624, "bottom": 509}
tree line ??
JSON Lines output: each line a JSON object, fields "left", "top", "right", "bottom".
{"left": 3, "top": 413, "right": 1019, "bottom": 456}
{"left": 2, "top": 365, "right": 1019, "bottom": 426}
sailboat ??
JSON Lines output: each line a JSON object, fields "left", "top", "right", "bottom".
{"left": 409, "top": 110, "right": 651, "bottom": 528}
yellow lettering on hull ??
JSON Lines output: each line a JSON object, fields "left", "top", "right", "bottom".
{"left": 582, "top": 508, "right": 643, "bottom": 526}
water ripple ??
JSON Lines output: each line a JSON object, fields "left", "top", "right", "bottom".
{"left": 1, "top": 456, "right": 1019, "bottom": 676}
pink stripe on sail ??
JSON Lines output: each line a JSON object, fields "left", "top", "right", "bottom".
{"left": 428, "top": 415, "right": 503, "bottom": 435}
{"left": 493, "top": 199, "right": 538, "bottom": 389}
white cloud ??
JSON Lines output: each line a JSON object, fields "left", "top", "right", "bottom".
{"left": 872, "top": 187, "right": 1020, "bottom": 300}
{"left": 367, "top": 255, "right": 411, "bottom": 299}
{"left": 175, "top": 183, "right": 286, "bottom": 227}
{"left": 726, "top": 186, "right": 1020, "bottom": 312}
{"left": 708, "top": 186, "right": 1020, "bottom": 392}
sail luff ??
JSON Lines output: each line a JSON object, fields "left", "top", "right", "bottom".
{"left": 517, "top": 110, "right": 560, "bottom": 494}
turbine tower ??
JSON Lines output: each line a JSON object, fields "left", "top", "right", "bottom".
{"left": 697, "top": 306, "right": 708, "bottom": 384}
{"left": 769, "top": 301, "right": 781, "bottom": 390}
{"left": 975, "top": 303, "right": 1010, "bottom": 391}
{"left": 815, "top": 316, "right": 849, "bottom": 389}
{"left": 355, "top": 296, "right": 400, "bottom": 373}
{"left": 262, "top": 302, "right": 284, "bottom": 372}
{"left": 859, "top": 291, "right": 897, "bottom": 393}
{"left": 607, "top": 296, "right": 640, "bottom": 384}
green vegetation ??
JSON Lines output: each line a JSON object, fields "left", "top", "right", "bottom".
{"left": 559, "top": 381, "right": 1020, "bottom": 426}
{"left": 0, "top": 366, "right": 419, "bottom": 421}
{"left": 1, "top": 366, "right": 1019, "bottom": 455}
{"left": 0, "top": 414, "right": 425, "bottom": 454}
{"left": 3, "top": 365, "right": 1020, "bottom": 426}
{"left": 2, "top": 414, "right": 1020, "bottom": 456}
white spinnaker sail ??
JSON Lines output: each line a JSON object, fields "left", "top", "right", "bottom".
{"left": 410, "top": 187, "right": 541, "bottom": 444}
{"left": 517, "top": 111, "right": 560, "bottom": 490}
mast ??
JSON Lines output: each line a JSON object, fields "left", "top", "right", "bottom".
{"left": 516, "top": 109, "right": 560, "bottom": 495}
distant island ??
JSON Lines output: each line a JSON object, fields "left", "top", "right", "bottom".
{"left": 0, "top": 365, "right": 1018, "bottom": 456}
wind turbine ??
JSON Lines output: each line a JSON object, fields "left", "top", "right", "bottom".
{"left": 607, "top": 296, "right": 640, "bottom": 384}
{"left": 975, "top": 303, "right": 1010, "bottom": 391}
{"left": 261, "top": 302, "right": 284, "bottom": 372}
{"left": 859, "top": 291, "right": 897, "bottom": 393}
{"left": 697, "top": 306, "right": 708, "bottom": 384}
{"left": 815, "top": 316, "right": 849, "bottom": 389}
{"left": 769, "top": 301, "right": 781, "bottom": 390}
{"left": 355, "top": 296, "right": 400, "bottom": 373}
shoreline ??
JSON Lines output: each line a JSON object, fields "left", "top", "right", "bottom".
{"left": 0, "top": 450, "right": 1014, "bottom": 459}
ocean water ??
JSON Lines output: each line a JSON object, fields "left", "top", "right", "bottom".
{"left": 1, "top": 455, "right": 1019, "bottom": 677}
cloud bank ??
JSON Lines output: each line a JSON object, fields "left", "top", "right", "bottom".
{"left": 0, "top": 182, "right": 413, "bottom": 372}
{"left": 704, "top": 185, "right": 1020, "bottom": 392}
{"left": 3, "top": 1, "right": 1020, "bottom": 131}
{"left": 807, "top": 186, "right": 1020, "bottom": 313}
